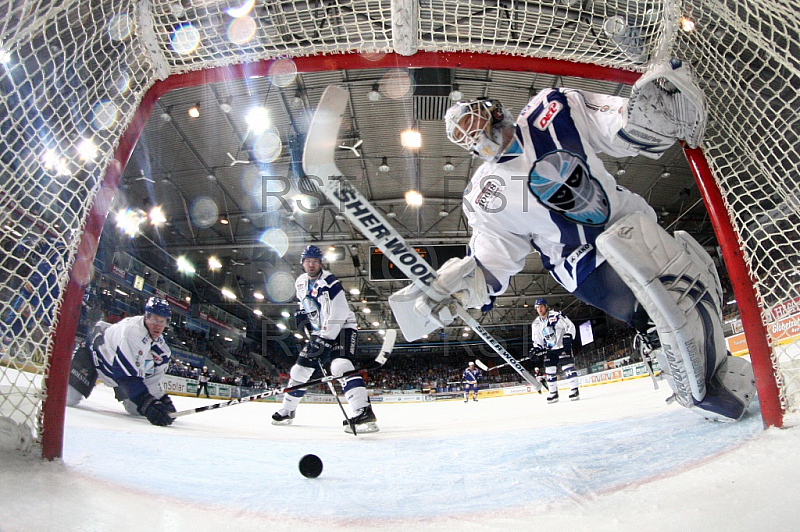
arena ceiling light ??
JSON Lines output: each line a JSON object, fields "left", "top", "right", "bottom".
{"left": 148, "top": 206, "right": 166, "bottom": 226}
{"left": 208, "top": 256, "right": 222, "bottom": 270}
{"left": 246, "top": 106, "right": 270, "bottom": 133}
{"left": 368, "top": 83, "right": 381, "bottom": 102}
{"left": 176, "top": 255, "right": 196, "bottom": 274}
{"left": 405, "top": 190, "right": 423, "bottom": 206}
{"left": 449, "top": 83, "right": 463, "bottom": 101}
{"left": 401, "top": 129, "right": 422, "bottom": 149}
{"left": 220, "top": 288, "right": 237, "bottom": 299}
{"left": 188, "top": 103, "right": 200, "bottom": 118}
{"left": 378, "top": 156, "right": 390, "bottom": 172}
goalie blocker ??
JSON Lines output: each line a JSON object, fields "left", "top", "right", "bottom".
{"left": 596, "top": 212, "right": 756, "bottom": 421}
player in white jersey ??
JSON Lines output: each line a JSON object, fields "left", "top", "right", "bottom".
{"left": 272, "top": 245, "right": 378, "bottom": 433}
{"left": 462, "top": 361, "right": 482, "bottom": 402}
{"left": 394, "top": 58, "right": 756, "bottom": 421}
{"left": 530, "top": 299, "right": 578, "bottom": 403}
{"left": 66, "top": 297, "right": 175, "bottom": 426}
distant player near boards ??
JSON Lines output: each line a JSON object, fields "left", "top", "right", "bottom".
{"left": 462, "top": 361, "right": 482, "bottom": 402}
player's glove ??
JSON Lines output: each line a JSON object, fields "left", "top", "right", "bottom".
{"left": 132, "top": 392, "right": 175, "bottom": 426}
{"left": 529, "top": 345, "right": 546, "bottom": 358}
{"left": 302, "top": 336, "right": 334, "bottom": 359}
{"left": 294, "top": 309, "right": 313, "bottom": 338}
{"left": 158, "top": 393, "right": 176, "bottom": 413}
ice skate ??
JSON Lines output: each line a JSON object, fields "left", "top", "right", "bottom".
{"left": 569, "top": 389, "right": 580, "bottom": 401}
{"left": 473, "top": 397, "right": 478, "bottom": 402}
{"left": 546, "top": 391, "right": 559, "bottom": 404}
{"left": 271, "top": 409, "right": 295, "bottom": 425}
{"left": 343, "top": 404, "right": 379, "bottom": 434}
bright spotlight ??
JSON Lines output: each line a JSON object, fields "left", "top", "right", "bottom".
{"left": 401, "top": 129, "right": 422, "bottom": 149}
{"left": 221, "top": 288, "right": 237, "bottom": 299}
{"left": 405, "top": 190, "right": 423, "bottom": 207}
{"left": 246, "top": 107, "right": 270, "bottom": 134}
{"left": 149, "top": 206, "right": 167, "bottom": 226}
{"left": 176, "top": 256, "right": 196, "bottom": 274}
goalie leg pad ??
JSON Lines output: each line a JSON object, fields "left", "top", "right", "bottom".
{"left": 68, "top": 346, "right": 97, "bottom": 399}
{"left": 694, "top": 355, "right": 757, "bottom": 421}
{"left": 614, "top": 58, "right": 708, "bottom": 158}
{"left": 597, "top": 212, "right": 729, "bottom": 414}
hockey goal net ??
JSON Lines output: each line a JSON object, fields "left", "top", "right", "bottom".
{"left": 0, "top": 0, "right": 797, "bottom": 458}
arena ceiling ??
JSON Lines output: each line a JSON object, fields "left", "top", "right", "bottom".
{"left": 108, "top": 62, "right": 720, "bottom": 342}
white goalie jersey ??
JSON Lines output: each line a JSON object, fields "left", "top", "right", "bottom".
{"left": 463, "top": 88, "right": 656, "bottom": 297}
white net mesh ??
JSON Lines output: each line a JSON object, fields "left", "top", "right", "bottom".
{"left": 1, "top": 0, "right": 798, "bottom": 455}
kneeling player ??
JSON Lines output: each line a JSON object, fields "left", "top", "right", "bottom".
{"left": 66, "top": 297, "right": 176, "bottom": 426}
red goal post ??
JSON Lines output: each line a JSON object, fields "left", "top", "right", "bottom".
{"left": 0, "top": 0, "right": 796, "bottom": 460}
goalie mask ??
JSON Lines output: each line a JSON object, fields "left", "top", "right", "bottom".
{"left": 445, "top": 98, "right": 514, "bottom": 160}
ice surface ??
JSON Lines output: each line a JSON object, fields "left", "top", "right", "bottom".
{"left": 1, "top": 376, "right": 798, "bottom": 531}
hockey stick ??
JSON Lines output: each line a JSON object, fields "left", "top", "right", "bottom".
{"left": 318, "top": 359, "right": 358, "bottom": 435}
{"left": 303, "top": 85, "right": 539, "bottom": 390}
{"left": 634, "top": 332, "right": 660, "bottom": 390}
{"left": 302, "top": 328, "right": 358, "bottom": 435}
{"left": 475, "top": 356, "right": 531, "bottom": 372}
{"left": 170, "top": 330, "right": 397, "bottom": 418}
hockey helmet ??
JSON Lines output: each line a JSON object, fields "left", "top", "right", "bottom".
{"left": 445, "top": 98, "right": 514, "bottom": 160}
{"left": 469, "top": 361, "right": 475, "bottom": 366}
{"left": 300, "top": 245, "right": 324, "bottom": 263}
{"left": 144, "top": 297, "right": 171, "bottom": 319}
{"left": 535, "top": 298, "right": 548, "bottom": 307}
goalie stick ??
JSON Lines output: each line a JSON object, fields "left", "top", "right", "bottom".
{"left": 170, "top": 330, "right": 397, "bottom": 418}
{"left": 302, "top": 85, "right": 539, "bottom": 390}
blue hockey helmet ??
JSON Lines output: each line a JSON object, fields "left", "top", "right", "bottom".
{"left": 535, "top": 298, "right": 548, "bottom": 307}
{"left": 144, "top": 297, "right": 172, "bottom": 319}
{"left": 300, "top": 245, "right": 324, "bottom": 263}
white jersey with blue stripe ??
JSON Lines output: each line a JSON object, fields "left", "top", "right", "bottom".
{"left": 462, "top": 367, "right": 482, "bottom": 384}
{"left": 295, "top": 270, "right": 357, "bottom": 341}
{"left": 463, "top": 88, "right": 656, "bottom": 295}
{"left": 93, "top": 316, "right": 171, "bottom": 399}
{"left": 531, "top": 310, "right": 576, "bottom": 351}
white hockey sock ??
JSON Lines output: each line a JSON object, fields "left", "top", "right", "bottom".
{"left": 280, "top": 392, "right": 303, "bottom": 413}
{"left": 344, "top": 386, "right": 369, "bottom": 414}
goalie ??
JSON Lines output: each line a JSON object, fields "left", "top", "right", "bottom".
{"left": 390, "top": 58, "right": 755, "bottom": 421}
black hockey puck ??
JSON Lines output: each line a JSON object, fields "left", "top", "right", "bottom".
{"left": 299, "top": 454, "right": 323, "bottom": 478}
